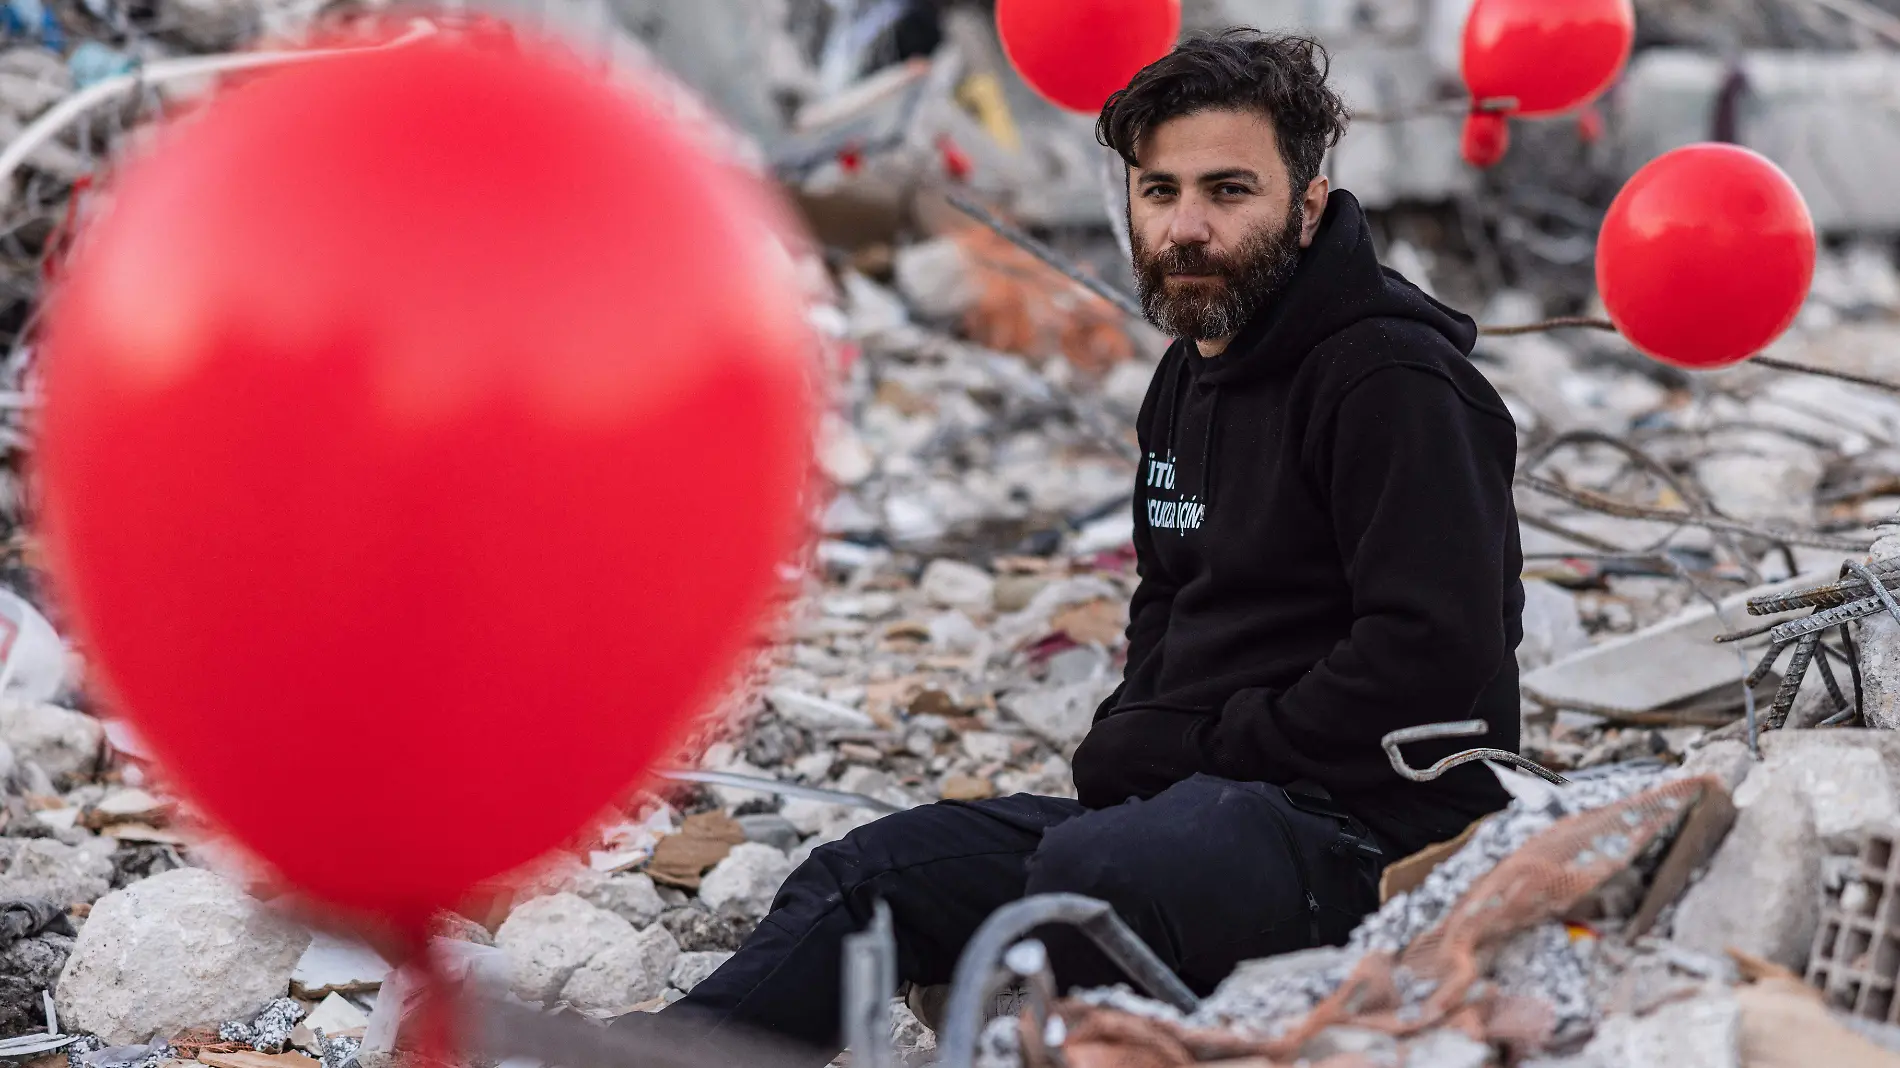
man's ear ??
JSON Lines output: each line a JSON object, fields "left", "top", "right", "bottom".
{"left": 1298, "top": 176, "right": 1330, "bottom": 248}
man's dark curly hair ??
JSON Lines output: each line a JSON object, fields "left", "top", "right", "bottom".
{"left": 1096, "top": 30, "right": 1350, "bottom": 200}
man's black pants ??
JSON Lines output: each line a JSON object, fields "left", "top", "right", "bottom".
{"left": 637, "top": 774, "right": 1383, "bottom": 1058}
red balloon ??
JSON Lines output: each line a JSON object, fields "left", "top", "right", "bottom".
{"left": 997, "top": 0, "right": 1181, "bottom": 114}
{"left": 37, "top": 37, "right": 816, "bottom": 925}
{"left": 1463, "top": 0, "right": 1634, "bottom": 117}
{"left": 1597, "top": 144, "right": 1816, "bottom": 369}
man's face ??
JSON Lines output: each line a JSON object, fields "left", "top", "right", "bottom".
{"left": 1129, "top": 108, "right": 1328, "bottom": 344}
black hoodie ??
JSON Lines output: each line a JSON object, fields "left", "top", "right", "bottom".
{"left": 1070, "top": 191, "right": 1524, "bottom": 859}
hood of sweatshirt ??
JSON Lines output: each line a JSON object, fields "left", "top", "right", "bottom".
{"left": 1144, "top": 190, "right": 1481, "bottom": 511}
{"left": 1074, "top": 190, "right": 1523, "bottom": 858}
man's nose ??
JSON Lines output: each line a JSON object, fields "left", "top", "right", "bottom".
{"left": 1165, "top": 198, "right": 1213, "bottom": 247}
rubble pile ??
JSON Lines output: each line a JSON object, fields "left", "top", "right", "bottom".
{"left": 0, "top": 1, "right": 1894, "bottom": 1068}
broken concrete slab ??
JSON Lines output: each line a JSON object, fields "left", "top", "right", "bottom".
{"left": 1403, "top": 1028, "right": 1493, "bottom": 1068}
{"left": 1574, "top": 991, "right": 1742, "bottom": 1068}
{"left": 1673, "top": 731, "right": 1900, "bottom": 969}
{"left": 1860, "top": 528, "right": 1900, "bottom": 730}
{"left": 495, "top": 893, "right": 637, "bottom": 1006}
{"left": 1679, "top": 739, "right": 1756, "bottom": 794}
{"left": 669, "top": 950, "right": 732, "bottom": 994}
{"left": 0, "top": 702, "right": 102, "bottom": 787}
{"left": 288, "top": 992, "right": 369, "bottom": 1052}
{"left": 0, "top": 920, "right": 72, "bottom": 1036}
{"left": 920, "top": 558, "right": 997, "bottom": 615}
{"left": 56, "top": 868, "right": 311, "bottom": 1044}
{"left": 558, "top": 923, "right": 680, "bottom": 1014}
{"left": 289, "top": 932, "right": 390, "bottom": 1000}
{"left": 0, "top": 835, "right": 116, "bottom": 906}
{"left": 1523, "top": 572, "right": 1828, "bottom": 717}
{"left": 697, "top": 843, "right": 794, "bottom": 921}
{"left": 1519, "top": 579, "right": 1591, "bottom": 673}
{"left": 999, "top": 677, "right": 1116, "bottom": 751}
{"left": 572, "top": 870, "right": 667, "bottom": 929}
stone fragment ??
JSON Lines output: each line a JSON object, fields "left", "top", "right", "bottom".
{"left": 1678, "top": 740, "right": 1755, "bottom": 794}
{"left": 1860, "top": 528, "right": 1900, "bottom": 730}
{"left": 698, "top": 843, "right": 794, "bottom": 920}
{"left": 0, "top": 924, "right": 72, "bottom": 1036}
{"left": 781, "top": 797, "right": 854, "bottom": 836}
{"left": 1000, "top": 679, "right": 1115, "bottom": 751}
{"left": 1522, "top": 572, "right": 1823, "bottom": 717}
{"left": 920, "top": 559, "right": 996, "bottom": 615}
{"left": 928, "top": 611, "right": 985, "bottom": 653}
{"left": 669, "top": 950, "right": 733, "bottom": 994}
{"left": 961, "top": 731, "right": 1019, "bottom": 764}
{"left": 659, "top": 907, "right": 751, "bottom": 953}
{"left": 1732, "top": 730, "right": 1900, "bottom": 848}
{"left": 0, "top": 702, "right": 102, "bottom": 787}
{"left": 559, "top": 924, "right": 681, "bottom": 1013}
{"left": 1670, "top": 731, "right": 1900, "bottom": 968}
{"left": 573, "top": 871, "right": 667, "bottom": 929}
{"left": 55, "top": 868, "right": 311, "bottom": 1045}
{"left": 1300, "top": 1026, "right": 1398, "bottom": 1063}
{"left": 766, "top": 687, "right": 875, "bottom": 730}
{"left": 736, "top": 814, "right": 801, "bottom": 853}
{"left": 1694, "top": 447, "right": 1824, "bottom": 526}
{"left": 1517, "top": 580, "right": 1589, "bottom": 673}
{"left": 494, "top": 893, "right": 636, "bottom": 1005}
{"left": 1102, "top": 361, "right": 1155, "bottom": 419}
{"left": 1579, "top": 992, "right": 1740, "bottom": 1068}
{"left": 817, "top": 414, "right": 875, "bottom": 487}
{"left": 894, "top": 238, "right": 979, "bottom": 321}
{"left": 993, "top": 574, "right": 1052, "bottom": 614}
{"left": 1404, "top": 1028, "right": 1492, "bottom": 1068}
{"left": 0, "top": 836, "right": 116, "bottom": 906}
{"left": 290, "top": 932, "right": 390, "bottom": 999}
{"left": 289, "top": 993, "right": 369, "bottom": 1052}
{"left": 159, "top": 0, "right": 259, "bottom": 50}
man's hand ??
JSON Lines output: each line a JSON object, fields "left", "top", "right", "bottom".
{"left": 1071, "top": 708, "right": 1215, "bottom": 809}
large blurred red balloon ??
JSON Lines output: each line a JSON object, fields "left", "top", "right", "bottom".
{"left": 1597, "top": 143, "right": 1816, "bottom": 369}
{"left": 997, "top": 0, "right": 1180, "bottom": 114}
{"left": 37, "top": 36, "right": 816, "bottom": 926}
{"left": 1463, "top": 0, "right": 1634, "bottom": 117}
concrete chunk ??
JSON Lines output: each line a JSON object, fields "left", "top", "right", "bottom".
{"left": 1673, "top": 731, "right": 1900, "bottom": 968}
{"left": 55, "top": 869, "right": 310, "bottom": 1045}
{"left": 1523, "top": 572, "right": 1826, "bottom": 716}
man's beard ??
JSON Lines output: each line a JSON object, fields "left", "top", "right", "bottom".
{"left": 1133, "top": 208, "right": 1305, "bottom": 342}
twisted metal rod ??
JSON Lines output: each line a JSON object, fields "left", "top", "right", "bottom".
{"left": 1520, "top": 473, "right": 1871, "bottom": 551}
{"left": 1525, "top": 428, "right": 1758, "bottom": 580}
{"left": 1381, "top": 719, "right": 1569, "bottom": 785}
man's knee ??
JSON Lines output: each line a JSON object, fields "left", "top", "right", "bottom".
{"left": 1023, "top": 809, "right": 1166, "bottom": 908}
{"left": 780, "top": 809, "right": 920, "bottom": 903}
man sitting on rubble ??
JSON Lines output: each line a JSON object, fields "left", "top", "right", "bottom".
{"left": 623, "top": 29, "right": 1523, "bottom": 1060}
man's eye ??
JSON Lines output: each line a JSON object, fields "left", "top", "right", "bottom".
{"left": 1143, "top": 187, "right": 1176, "bottom": 199}
{"left": 1217, "top": 184, "right": 1250, "bottom": 197}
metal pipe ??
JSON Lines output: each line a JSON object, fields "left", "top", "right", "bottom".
{"left": 936, "top": 894, "right": 1197, "bottom": 1068}
{"left": 656, "top": 768, "right": 907, "bottom": 813}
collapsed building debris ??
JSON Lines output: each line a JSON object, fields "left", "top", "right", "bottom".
{"left": 0, "top": 2, "right": 1891, "bottom": 1068}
